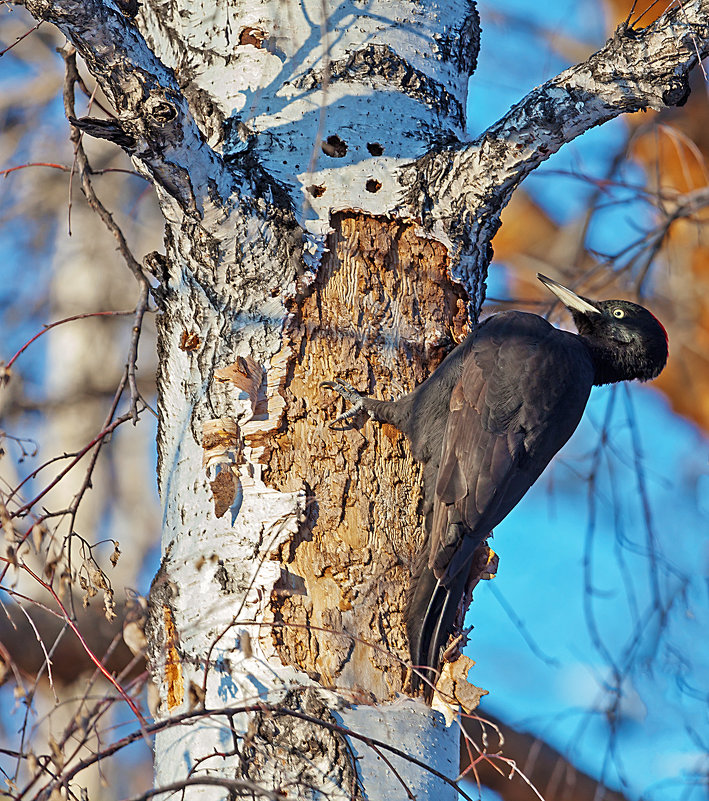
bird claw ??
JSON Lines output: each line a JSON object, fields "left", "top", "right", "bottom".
{"left": 321, "top": 379, "right": 368, "bottom": 427}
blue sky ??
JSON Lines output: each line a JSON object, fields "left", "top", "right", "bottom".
{"left": 466, "top": 3, "right": 709, "bottom": 799}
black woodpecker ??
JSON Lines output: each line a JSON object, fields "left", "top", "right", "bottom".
{"left": 322, "top": 273, "right": 669, "bottom": 699}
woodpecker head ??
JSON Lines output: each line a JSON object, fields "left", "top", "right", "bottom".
{"left": 537, "top": 273, "right": 669, "bottom": 385}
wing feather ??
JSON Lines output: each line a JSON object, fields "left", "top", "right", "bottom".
{"left": 428, "top": 311, "right": 594, "bottom": 583}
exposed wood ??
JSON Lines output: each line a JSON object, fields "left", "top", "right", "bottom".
{"left": 266, "top": 212, "right": 469, "bottom": 700}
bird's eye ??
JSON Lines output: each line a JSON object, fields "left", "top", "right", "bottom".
{"left": 612, "top": 308, "right": 625, "bottom": 318}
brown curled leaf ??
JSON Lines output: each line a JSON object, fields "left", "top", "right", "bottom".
{"left": 210, "top": 466, "right": 236, "bottom": 518}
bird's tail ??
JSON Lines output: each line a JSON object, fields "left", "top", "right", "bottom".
{"left": 405, "top": 551, "right": 469, "bottom": 701}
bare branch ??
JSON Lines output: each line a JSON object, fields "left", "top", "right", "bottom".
{"left": 460, "top": 712, "right": 631, "bottom": 801}
{"left": 17, "top": 0, "right": 235, "bottom": 215}
{"left": 120, "top": 776, "right": 288, "bottom": 801}
{"left": 29, "top": 703, "right": 478, "bottom": 801}
{"left": 411, "top": 0, "right": 709, "bottom": 299}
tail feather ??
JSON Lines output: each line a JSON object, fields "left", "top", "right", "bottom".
{"left": 406, "top": 556, "right": 469, "bottom": 701}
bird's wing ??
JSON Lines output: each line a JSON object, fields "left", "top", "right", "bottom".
{"left": 429, "top": 311, "right": 593, "bottom": 582}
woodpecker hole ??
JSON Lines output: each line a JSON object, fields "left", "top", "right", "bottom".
{"left": 365, "top": 179, "right": 382, "bottom": 193}
{"left": 239, "top": 27, "right": 266, "bottom": 47}
{"left": 307, "top": 184, "right": 326, "bottom": 198}
{"left": 322, "top": 135, "right": 348, "bottom": 158}
{"left": 366, "top": 142, "right": 384, "bottom": 156}
{"left": 150, "top": 101, "right": 177, "bottom": 124}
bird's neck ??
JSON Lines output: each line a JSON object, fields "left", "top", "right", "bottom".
{"left": 580, "top": 337, "right": 637, "bottom": 386}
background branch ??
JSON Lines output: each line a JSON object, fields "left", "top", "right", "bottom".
{"left": 18, "top": 0, "right": 235, "bottom": 215}
{"left": 461, "top": 712, "right": 630, "bottom": 801}
{"left": 413, "top": 0, "right": 709, "bottom": 296}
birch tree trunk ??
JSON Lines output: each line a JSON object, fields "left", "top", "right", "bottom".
{"left": 16, "top": 0, "right": 709, "bottom": 798}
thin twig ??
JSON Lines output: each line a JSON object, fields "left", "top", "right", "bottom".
{"left": 61, "top": 47, "right": 148, "bottom": 286}
{"left": 9, "top": 412, "right": 135, "bottom": 519}
{"left": 5, "top": 310, "right": 134, "bottom": 370}
{"left": 127, "top": 282, "right": 150, "bottom": 422}
{"left": 1, "top": 162, "right": 141, "bottom": 179}
{"left": 0, "top": 559, "right": 147, "bottom": 727}
{"left": 119, "top": 776, "right": 287, "bottom": 801}
{"left": 0, "top": 20, "right": 42, "bottom": 57}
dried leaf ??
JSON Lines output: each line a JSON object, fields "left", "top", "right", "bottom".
{"left": 210, "top": 466, "right": 237, "bottom": 518}
{"left": 103, "top": 588, "right": 116, "bottom": 621}
{"left": 48, "top": 735, "right": 64, "bottom": 771}
{"left": 433, "top": 655, "right": 488, "bottom": 723}
{"left": 59, "top": 571, "right": 71, "bottom": 597}
{"left": 31, "top": 523, "right": 47, "bottom": 552}
{"left": 123, "top": 596, "right": 147, "bottom": 655}
{"left": 88, "top": 564, "right": 109, "bottom": 591}
{"left": 110, "top": 541, "right": 121, "bottom": 567}
{"left": 45, "top": 543, "right": 64, "bottom": 582}
{"left": 0, "top": 502, "right": 16, "bottom": 545}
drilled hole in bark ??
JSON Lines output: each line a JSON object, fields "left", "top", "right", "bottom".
{"left": 239, "top": 27, "right": 266, "bottom": 47}
{"left": 366, "top": 142, "right": 384, "bottom": 156}
{"left": 151, "top": 101, "right": 177, "bottom": 123}
{"left": 365, "top": 179, "right": 381, "bottom": 193}
{"left": 307, "top": 184, "right": 326, "bottom": 198}
{"left": 322, "top": 135, "right": 348, "bottom": 158}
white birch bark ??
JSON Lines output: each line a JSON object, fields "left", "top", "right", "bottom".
{"left": 15, "top": 0, "right": 709, "bottom": 798}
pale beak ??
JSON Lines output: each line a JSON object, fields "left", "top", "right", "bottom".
{"left": 537, "top": 273, "right": 601, "bottom": 315}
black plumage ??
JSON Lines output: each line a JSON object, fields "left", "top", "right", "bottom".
{"left": 323, "top": 274, "right": 668, "bottom": 699}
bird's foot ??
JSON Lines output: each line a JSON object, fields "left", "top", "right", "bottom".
{"left": 321, "top": 378, "right": 368, "bottom": 427}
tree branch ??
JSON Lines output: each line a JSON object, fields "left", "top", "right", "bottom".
{"left": 411, "top": 0, "right": 709, "bottom": 299}
{"left": 18, "top": 0, "right": 234, "bottom": 216}
{"left": 461, "top": 711, "right": 631, "bottom": 801}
